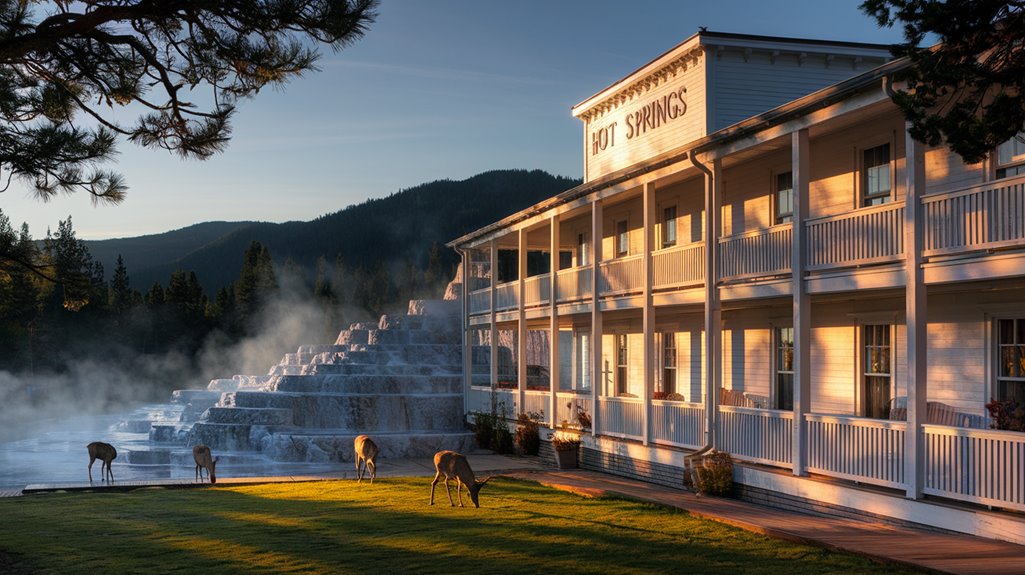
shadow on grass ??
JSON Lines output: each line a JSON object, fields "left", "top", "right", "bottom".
{"left": 0, "top": 477, "right": 923, "bottom": 575}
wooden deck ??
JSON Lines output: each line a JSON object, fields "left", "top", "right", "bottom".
{"left": 507, "top": 469, "right": 1025, "bottom": 575}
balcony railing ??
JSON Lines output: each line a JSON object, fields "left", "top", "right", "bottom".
{"left": 468, "top": 287, "right": 490, "bottom": 315}
{"left": 557, "top": 391, "right": 593, "bottom": 428}
{"left": 598, "top": 254, "right": 644, "bottom": 296}
{"left": 719, "top": 223, "right": 792, "bottom": 280}
{"left": 597, "top": 396, "right": 643, "bottom": 439}
{"left": 494, "top": 281, "right": 518, "bottom": 311}
{"left": 556, "top": 266, "right": 593, "bottom": 302}
{"left": 806, "top": 202, "right": 904, "bottom": 270}
{"left": 653, "top": 242, "right": 704, "bottom": 290}
{"left": 923, "top": 174, "right": 1025, "bottom": 257}
{"left": 717, "top": 406, "right": 793, "bottom": 467}
{"left": 523, "top": 390, "right": 551, "bottom": 425}
{"left": 651, "top": 400, "right": 704, "bottom": 449}
{"left": 806, "top": 413, "right": 906, "bottom": 489}
{"left": 923, "top": 424, "right": 1025, "bottom": 512}
{"left": 524, "top": 274, "right": 551, "bottom": 308}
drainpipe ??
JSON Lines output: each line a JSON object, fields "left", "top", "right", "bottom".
{"left": 686, "top": 150, "right": 719, "bottom": 473}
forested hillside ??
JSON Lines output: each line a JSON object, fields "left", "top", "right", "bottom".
{"left": 86, "top": 170, "right": 579, "bottom": 292}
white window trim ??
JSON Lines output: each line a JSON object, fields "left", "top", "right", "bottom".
{"left": 854, "top": 133, "right": 897, "bottom": 210}
{"left": 771, "top": 166, "right": 794, "bottom": 225}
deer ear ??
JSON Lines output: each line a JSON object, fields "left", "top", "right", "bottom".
{"left": 214, "top": 457, "right": 220, "bottom": 464}
{"left": 479, "top": 475, "right": 493, "bottom": 487}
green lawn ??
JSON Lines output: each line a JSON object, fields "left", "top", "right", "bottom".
{"left": 0, "top": 477, "right": 919, "bottom": 574}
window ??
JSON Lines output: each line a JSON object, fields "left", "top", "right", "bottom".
{"left": 659, "top": 332, "right": 677, "bottom": 397}
{"left": 577, "top": 232, "right": 590, "bottom": 267}
{"left": 862, "top": 143, "right": 891, "bottom": 207}
{"left": 996, "top": 134, "right": 1025, "bottom": 179}
{"left": 661, "top": 205, "right": 677, "bottom": 248}
{"left": 774, "top": 327, "right": 794, "bottom": 410}
{"left": 574, "top": 331, "right": 591, "bottom": 391}
{"left": 863, "top": 324, "right": 892, "bottom": 419}
{"left": 996, "top": 319, "right": 1025, "bottom": 402}
{"left": 775, "top": 171, "right": 794, "bottom": 224}
{"left": 615, "top": 220, "right": 628, "bottom": 257}
{"left": 616, "top": 333, "right": 629, "bottom": 396}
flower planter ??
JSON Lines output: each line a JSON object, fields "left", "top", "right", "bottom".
{"left": 554, "top": 447, "right": 578, "bottom": 469}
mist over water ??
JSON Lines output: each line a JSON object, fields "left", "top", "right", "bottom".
{"left": 0, "top": 281, "right": 378, "bottom": 488}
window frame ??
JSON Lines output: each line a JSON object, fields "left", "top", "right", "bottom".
{"left": 995, "top": 317, "right": 1025, "bottom": 402}
{"left": 995, "top": 133, "right": 1025, "bottom": 180}
{"left": 660, "top": 204, "right": 677, "bottom": 249}
{"left": 615, "top": 333, "right": 629, "bottom": 396}
{"left": 773, "top": 170, "right": 794, "bottom": 225}
{"left": 615, "top": 219, "right": 629, "bottom": 258}
{"left": 659, "top": 331, "right": 677, "bottom": 397}
{"left": 862, "top": 323, "right": 893, "bottom": 419}
{"left": 577, "top": 231, "right": 590, "bottom": 267}
{"left": 859, "top": 141, "right": 894, "bottom": 208}
{"left": 773, "top": 326, "right": 794, "bottom": 411}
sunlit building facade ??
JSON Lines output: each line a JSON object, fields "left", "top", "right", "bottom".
{"left": 450, "top": 31, "right": 1025, "bottom": 543}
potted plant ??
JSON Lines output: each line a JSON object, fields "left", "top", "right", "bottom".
{"left": 550, "top": 433, "right": 581, "bottom": 469}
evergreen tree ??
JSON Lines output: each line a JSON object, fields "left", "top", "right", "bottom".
{"left": 108, "top": 255, "right": 132, "bottom": 314}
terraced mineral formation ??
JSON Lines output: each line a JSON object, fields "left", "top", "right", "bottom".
{"left": 149, "top": 299, "right": 474, "bottom": 464}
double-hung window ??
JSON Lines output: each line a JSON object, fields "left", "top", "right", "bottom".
{"left": 661, "top": 206, "right": 677, "bottom": 248}
{"left": 577, "top": 232, "right": 590, "bottom": 267}
{"left": 862, "top": 143, "right": 892, "bottom": 207}
{"left": 997, "top": 319, "right": 1025, "bottom": 402}
{"left": 660, "top": 332, "right": 677, "bottom": 397}
{"left": 863, "top": 324, "right": 892, "bottom": 419}
{"left": 774, "top": 327, "right": 794, "bottom": 410}
{"left": 615, "top": 220, "right": 629, "bottom": 257}
{"left": 615, "top": 334, "right": 629, "bottom": 396}
{"left": 996, "top": 134, "right": 1025, "bottom": 179}
{"left": 775, "top": 172, "right": 794, "bottom": 224}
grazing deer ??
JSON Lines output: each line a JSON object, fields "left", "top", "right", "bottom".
{"left": 87, "top": 442, "right": 117, "bottom": 482}
{"left": 193, "top": 445, "right": 219, "bottom": 484}
{"left": 353, "top": 435, "right": 378, "bottom": 484}
{"left": 429, "top": 450, "right": 491, "bottom": 508}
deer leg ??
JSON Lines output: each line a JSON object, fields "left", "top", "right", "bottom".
{"left": 106, "top": 460, "right": 113, "bottom": 482}
{"left": 357, "top": 459, "right": 365, "bottom": 483}
{"left": 456, "top": 480, "right": 465, "bottom": 507}
{"left": 444, "top": 477, "right": 455, "bottom": 506}
{"left": 88, "top": 457, "right": 95, "bottom": 482}
{"left": 430, "top": 471, "right": 442, "bottom": 505}
{"left": 368, "top": 460, "right": 376, "bottom": 484}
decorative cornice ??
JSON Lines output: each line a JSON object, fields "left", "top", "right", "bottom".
{"left": 577, "top": 45, "right": 704, "bottom": 124}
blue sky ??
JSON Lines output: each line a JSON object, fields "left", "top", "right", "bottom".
{"left": 4, "top": 0, "right": 906, "bottom": 240}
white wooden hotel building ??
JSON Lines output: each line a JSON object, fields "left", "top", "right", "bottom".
{"left": 449, "top": 31, "right": 1025, "bottom": 542}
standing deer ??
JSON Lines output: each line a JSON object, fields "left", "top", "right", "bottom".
{"left": 193, "top": 445, "right": 219, "bottom": 484}
{"left": 87, "top": 441, "right": 117, "bottom": 482}
{"left": 353, "top": 435, "right": 378, "bottom": 484}
{"left": 429, "top": 450, "right": 492, "bottom": 508}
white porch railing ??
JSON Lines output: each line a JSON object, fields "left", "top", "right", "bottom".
{"left": 923, "top": 425, "right": 1025, "bottom": 512}
{"left": 556, "top": 391, "right": 593, "bottom": 427}
{"left": 598, "top": 254, "right": 644, "bottom": 296}
{"left": 653, "top": 242, "right": 704, "bottom": 290}
{"left": 651, "top": 400, "right": 704, "bottom": 449}
{"left": 523, "top": 391, "right": 550, "bottom": 424}
{"left": 806, "top": 202, "right": 904, "bottom": 269}
{"left": 524, "top": 274, "right": 551, "bottom": 308}
{"left": 495, "top": 281, "right": 518, "bottom": 311}
{"left": 717, "top": 406, "right": 793, "bottom": 467}
{"left": 556, "top": 266, "right": 592, "bottom": 302}
{"left": 922, "top": 174, "right": 1025, "bottom": 256}
{"left": 718, "top": 223, "right": 792, "bottom": 280}
{"left": 466, "top": 387, "right": 492, "bottom": 415}
{"left": 597, "top": 396, "right": 643, "bottom": 439}
{"left": 468, "top": 287, "right": 490, "bottom": 315}
{"left": 805, "top": 414, "right": 906, "bottom": 489}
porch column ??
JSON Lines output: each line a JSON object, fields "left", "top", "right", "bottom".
{"left": 489, "top": 239, "right": 498, "bottom": 393}
{"left": 642, "top": 181, "right": 655, "bottom": 445}
{"left": 549, "top": 215, "right": 560, "bottom": 428}
{"left": 904, "top": 126, "right": 928, "bottom": 499}
{"left": 460, "top": 248, "right": 470, "bottom": 417}
{"left": 791, "top": 129, "right": 811, "bottom": 476}
{"left": 518, "top": 227, "right": 527, "bottom": 419}
{"left": 591, "top": 198, "right": 604, "bottom": 437}
{"left": 703, "top": 158, "right": 722, "bottom": 448}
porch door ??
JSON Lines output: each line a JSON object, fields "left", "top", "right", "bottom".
{"left": 863, "top": 324, "right": 892, "bottom": 419}
{"left": 774, "top": 327, "right": 794, "bottom": 411}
